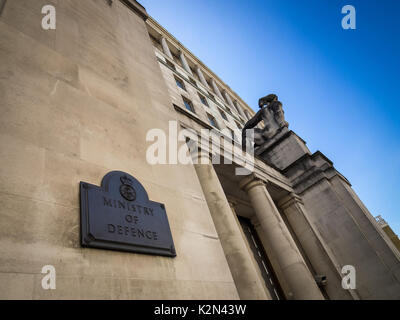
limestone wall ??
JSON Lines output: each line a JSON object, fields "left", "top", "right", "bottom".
{"left": 0, "top": 0, "right": 238, "bottom": 299}
{"left": 301, "top": 176, "right": 400, "bottom": 299}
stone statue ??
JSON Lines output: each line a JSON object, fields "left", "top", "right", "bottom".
{"left": 242, "top": 94, "right": 288, "bottom": 151}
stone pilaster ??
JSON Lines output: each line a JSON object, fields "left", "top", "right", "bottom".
{"left": 234, "top": 100, "right": 246, "bottom": 119}
{"left": 223, "top": 90, "right": 235, "bottom": 110}
{"left": 193, "top": 151, "right": 269, "bottom": 300}
{"left": 240, "top": 175, "right": 324, "bottom": 300}
{"left": 278, "top": 193, "right": 355, "bottom": 300}
{"left": 160, "top": 36, "right": 173, "bottom": 60}
{"left": 196, "top": 66, "right": 209, "bottom": 89}
{"left": 210, "top": 78, "right": 224, "bottom": 101}
{"left": 179, "top": 51, "right": 193, "bottom": 75}
{"left": 228, "top": 200, "right": 272, "bottom": 299}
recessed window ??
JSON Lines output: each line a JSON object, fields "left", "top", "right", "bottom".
{"left": 166, "top": 59, "right": 176, "bottom": 71}
{"left": 219, "top": 109, "right": 228, "bottom": 121}
{"left": 228, "top": 128, "right": 236, "bottom": 141}
{"left": 182, "top": 96, "right": 195, "bottom": 113}
{"left": 175, "top": 76, "right": 186, "bottom": 91}
{"left": 198, "top": 93, "right": 209, "bottom": 107}
{"left": 207, "top": 113, "right": 219, "bottom": 129}
{"left": 235, "top": 121, "right": 242, "bottom": 130}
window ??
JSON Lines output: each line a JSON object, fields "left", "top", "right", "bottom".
{"left": 198, "top": 93, "right": 209, "bottom": 107}
{"left": 219, "top": 109, "right": 228, "bottom": 121}
{"left": 208, "top": 93, "right": 215, "bottom": 101}
{"left": 166, "top": 59, "right": 176, "bottom": 71}
{"left": 175, "top": 76, "right": 186, "bottom": 91}
{"left": 182, "top": 96, "right": 195, "bottom": 113}
{"left": 228, "top": 128, "right": 236, "bottom": 141}
{"left": 235, "top": 121, "right": 242, "bottom": 130}
{"left": 207, "top": 113, "right": 219, "bottom": 129}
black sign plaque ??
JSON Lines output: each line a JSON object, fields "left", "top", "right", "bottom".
{"left": 80, "top": 171, "right": 176, "bottom": 257}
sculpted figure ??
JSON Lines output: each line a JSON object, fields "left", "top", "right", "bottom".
{"left": 242, "top": 94, "right": 288, "bottom": 150}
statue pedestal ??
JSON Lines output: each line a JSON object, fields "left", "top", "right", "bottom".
{"left": 255, "top": 129, "right": 311, "bottom": 171}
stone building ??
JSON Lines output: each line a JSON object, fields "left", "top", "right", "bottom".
{"left": 376, "top": 216, "right": 400, "bottom": 253}
{"left": 0, "top": 0, "right": 399, "bottom": 299}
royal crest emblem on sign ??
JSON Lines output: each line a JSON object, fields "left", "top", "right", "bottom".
{"left": 119, "top": 175, "right": 136, "bottom": 201}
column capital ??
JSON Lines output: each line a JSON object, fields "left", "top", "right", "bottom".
{"left": 278, "top": 192, "right": 304, "bottom": 210}
{"left": 239, "top": 174, "right": 267, "bottom": 192}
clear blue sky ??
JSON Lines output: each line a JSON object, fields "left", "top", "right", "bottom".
{"left": 140, "top": 0, "right": 400, "bottom": 234}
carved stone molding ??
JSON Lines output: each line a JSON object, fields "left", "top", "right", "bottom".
{"left": 120, "top": 0, "right": 148, "bottom": 20}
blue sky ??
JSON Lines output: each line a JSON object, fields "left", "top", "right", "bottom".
{"left": 140, "top": 0, "right": 400, "bottom": 234}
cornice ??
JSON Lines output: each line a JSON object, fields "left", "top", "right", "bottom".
{"left": 120, "top": 0, "right": 148, "bottom": 20}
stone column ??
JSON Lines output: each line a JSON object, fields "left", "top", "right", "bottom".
{"left": 223, "top": 90, "right": 235, "bottom": 109}
{"left": 210, "top": 78, "right": 224, "bottom": 101}
{"left": 278, "top": 193, "right": 354, "bottom": 300}
{"left": 228, "top": 200, "right": 272, "bottom": 299}
{"left": 196, "top": 66, "right": 209, "bottom": 89}
{"left": 179, "top": 51, "right": 193, "bottom": 75}
{"left": 160, "top": 36, "right": 173, "bottom": 60}
{"left": 240, "top": 175, "right": 324, "bottom": 300}
{"left": 193, "top": 151, "right": 269, "bottom": 300}
{"left": 234, "top": 100, "right": 247, "bottom": 119}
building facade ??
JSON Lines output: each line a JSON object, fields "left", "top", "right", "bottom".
{"left": 0, "top": 0, "right": 399, "bottom": 299}
{"left": 376, "top": 216, "right": 400, "bottom": 253}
